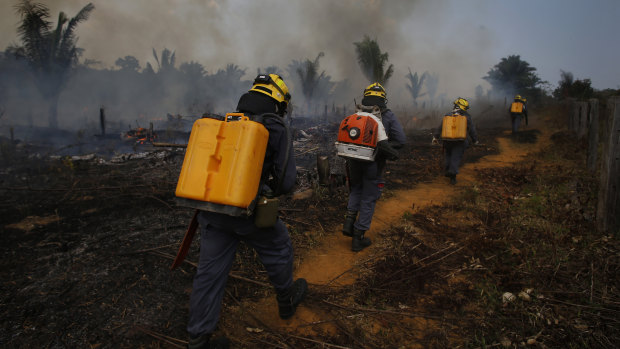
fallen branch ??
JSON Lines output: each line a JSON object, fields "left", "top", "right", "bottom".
{"left": 150, "top": 250, "right": 271, "bottom": 287}
{"left": 280, "top": 217, "right": 315, "bottom": 226}
{"left": 152, "top": 142, "right": 187, "bottom": 148}
{"left": 295, "top": 146, "right": 320, "bottom": 156}
{"left": 321, "top": 299, "right": 480, "bottom": 321}
{"left": 134, "top": 325, "right": 186, "bottom": 348}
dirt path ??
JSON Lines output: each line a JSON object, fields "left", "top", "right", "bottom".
{"left": 296, "top": 124, "right": 551, "bottom": 286}
{"left": 236, "top": 119, "right": 554, "bottom": 339}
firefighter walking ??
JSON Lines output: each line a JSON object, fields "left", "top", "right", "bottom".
{"left": 183, "top": 74, "right": 307, "bottom": 348}
{"left": 433, "top": 97, "right": 479, "bottom": 185}
{"left": 342, "top": 83, "right": 406, "bottom": 252}
{"left": 509, "top": 94, "right": 528, "bottom": 134}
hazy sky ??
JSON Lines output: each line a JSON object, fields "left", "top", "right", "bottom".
{"left": 1, "top": 0, "right": 618, "bottom": 103}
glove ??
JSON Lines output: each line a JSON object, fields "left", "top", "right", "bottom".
{"left": 473, "top": 140, "right": 480, "bottom": 146}
{"left": 377, "top": 140, "right": 399, "bottom": 161}
{"left": 431, "top": 136, "right": 439, "bottom": 145}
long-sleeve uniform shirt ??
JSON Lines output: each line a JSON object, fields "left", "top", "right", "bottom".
{"left": 346, "top": 108, "right": 406, "bottom": 231}
{"left": 434, "top": 109, "right": 478, "bottom": 176}
{"left": 188, "top": 112, "right": 296, "bottom": 337}
{"left": 509, "top": 100, "right": 528, "bottom": 133}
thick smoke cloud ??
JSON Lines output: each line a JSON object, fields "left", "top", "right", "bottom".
{"left": 0, "top": 0, "right": 498, "bottom": 131}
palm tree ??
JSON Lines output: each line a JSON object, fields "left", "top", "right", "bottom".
{"left": 207, "top": 64, "right": 247, "bottom": 109}
{"left": 145, "top": 48, "right": 176, "bottom": 75}
{"left": 405, "top": 68, "right": 427, "bottom": 106}
{"left": 353, "top": 35, "right": 394, "bottom": 85}
{"left": 297, "top": 52, "right": 326, "bottom": 108}
{"left": 11, "top": 0, "right": 94, "bottom": 128}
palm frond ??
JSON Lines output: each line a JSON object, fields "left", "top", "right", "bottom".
{"left": 59, "top": 3, "right": 94, "bottom": 64}
{"left": 15, "top": 0, "right": 51, "bottom": 66}
{"left": 152, "top": 48, "right": 160, "bottom": 69}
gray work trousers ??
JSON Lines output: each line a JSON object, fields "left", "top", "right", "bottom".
{"left": 512, "top": 114, "right": 523, "bottom": 133}
{"left": 346, "top": 159, "right": 385, "bottom": 231}
{"left": 443, "top": 140, "right": 466, "bottom": 176}
{"left": 187, "top": 211, "right": 293, "bottom": 337}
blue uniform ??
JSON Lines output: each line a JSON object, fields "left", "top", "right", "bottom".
{"left": 346, "top": 109, "right": 406, "bottom": 231}
{"left": 435, "top": 109, "right": 478, "bottom": 177}
{"left": 187, "top": 114, "right": 296, "bottom": 337}
{"left": 509, "top": 101, "right": 528, "bottom": 134}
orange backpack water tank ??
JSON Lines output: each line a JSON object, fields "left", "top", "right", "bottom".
{"left": 337, "top": 113, "right": 380, "bottom": 148}
{"left": 335, "top": 107, "right": 388, "bottom": 161}
{"left": 175, "top": 113, "right": 268, "bottom": 215}
{"left": 441, "top": 114, "right": 468, "bottom": 140}
{"left": 510, "top": 101, "right": 524, "bottom": 113}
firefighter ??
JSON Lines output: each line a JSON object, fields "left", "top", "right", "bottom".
{"left": 187, "top": 74, "right": 307, "bottom": 349}
{"left": 342, "top": 82, "right": 407, "bottom": 252}
{"left": 509, "top": 94, "right": 528, "bottom": 134}
{"left": 433, "top": 97, "right": 479, "bottom": 185}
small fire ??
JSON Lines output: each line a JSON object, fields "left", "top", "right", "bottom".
{"left": 124, "top": 127, "right": 158, "bottom": 144}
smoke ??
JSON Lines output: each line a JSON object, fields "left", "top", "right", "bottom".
{"left": 0, "top": 0, "right": 500, "bottom": 132}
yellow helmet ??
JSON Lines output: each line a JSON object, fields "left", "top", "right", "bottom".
{"left": 250, "top": 73, "right": 291, "bottom": 107}
{"left": 453, "top": 97, "right": 469, "bottom": 111}
{"left": 514, "top": 94, "right": 522, "bottom": 101}
{"left": 363, "top": 82, "right": 387, "bottom": 99}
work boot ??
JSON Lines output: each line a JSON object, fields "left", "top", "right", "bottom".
{"left": 342, "top": 210, "right": 357, "bottom": 237}
{"left": 449, "top": 175, "right": 457, "bottom": 185}
{"left": 352, "top": 228, "right": 371, "bottom": 252}
{"left": 277, "top": 278, "right": 308, "bottom": 319}
{"left": 188, "top": 333, "right": 230, "bottom": 349}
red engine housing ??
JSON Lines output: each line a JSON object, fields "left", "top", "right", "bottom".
{"left": 337, "top": 113, "right": 379, "bottom": 148}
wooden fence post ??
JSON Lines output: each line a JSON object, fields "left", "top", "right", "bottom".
{"left": 587, "top": 99, "right": 599, "bottom": 172}
{"left": 567, "top": 98, "right": 575, "bottom": 133}
{"left": 576, "top": 101, "right": 589, "bottom": 139}
{"left": 596, "top": 97, "right": 620, "bottom": 234}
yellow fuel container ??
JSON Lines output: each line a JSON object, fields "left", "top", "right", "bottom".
{"left": 441, "top": 114, "right": 468, "bottom": 140}
{"left": 175, "top": 113, "right": 269, "bottom": 213}
{"left": 510, "top": 101, "right": 524, "bottom": 113}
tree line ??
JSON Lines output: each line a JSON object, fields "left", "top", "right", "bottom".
{"left": 0, "top": 0, "right": 614, "bottom": 130}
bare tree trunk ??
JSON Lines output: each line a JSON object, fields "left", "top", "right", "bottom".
{"left": 100, "top": 107, "right": 106, "bottom": 135}
{"left": 48, "top": 94, "right": 59, "bottom": 129}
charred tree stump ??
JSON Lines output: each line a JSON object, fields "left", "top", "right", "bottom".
{"left": 596, "top": 97, "right": 620, "bottom": 234}
{"left": 148, "top": 122, "right": 154, "bottom": 141}
{"left": 587, "top": 99, "right": 599, "bottom": 172}
{"left": 317, "top": 154, "right": 330, "bottom": 186}
{"left": 99, "top": 107, "right": 106, "bottom": 136}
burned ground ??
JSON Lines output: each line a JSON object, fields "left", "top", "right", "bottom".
{"left": 1, "top": 114, "right": 617, "bottom": 348}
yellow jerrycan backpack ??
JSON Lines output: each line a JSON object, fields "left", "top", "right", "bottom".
{"left": 175, "top": 113, "right": 270, "bottom": 217}
{"left": 510, "top": 101, "right": 524, "bottom": 113}
{"left": 441, "top": 113, "right": 468, "bottom": 141}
